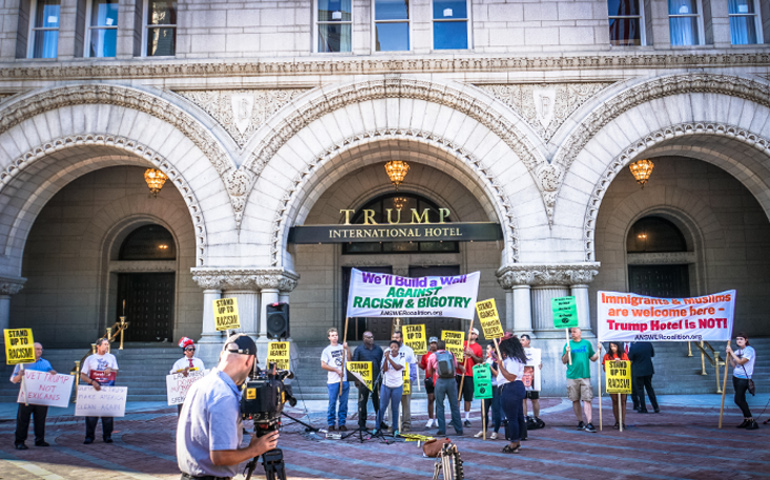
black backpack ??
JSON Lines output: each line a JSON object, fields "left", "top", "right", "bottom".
{"left": 436, "top": 351, "right": 455, "bottom": 378}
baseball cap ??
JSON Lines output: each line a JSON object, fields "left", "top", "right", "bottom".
{"left": 429, "top": 336, "right": 439, "bottom": 344}
{"left": 223, "top": 333, "right": 257, "bottom": 356}
{"left": 471, "top": 328, "right": 479, "bottom": 335}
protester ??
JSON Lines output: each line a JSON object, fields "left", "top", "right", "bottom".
{"left": 170, "top": 337, "right": 206, "bottom": 414}
{"left": 9, "top": 342, "right": 56, "bottom": 449}
{"left": 475, "top": 343, "right": 502, "bottom": 440}
{"left": 624, "top": 342, "right": 640, "bottom": 410}
{"left": 321, "top": 327, "right": 351, "bottom": 431}
{"left": 352, "top": 331, "right": 384, "bottom": 430}
{"left": 374, "top": 340, "right": 406, "bottom": 436}
{"left": 628, "top": 341, "right": 659, "bottom": 413}
{"left": 80, "top": 337, "right": 119, "bottom": 444}
{"left": 562, "top": 327, "right": 601, "bottom": 433}
{"left": 520, "top": 334, "right": 543, "bottom": 425}
{"left": 497, "top": 336, "right": 527, "bottom": 454}
{"left": 726, "top": 332, "right": 758, "bottom": 430}
{"left": 426, "top": 339, "right": 464, "bottom": 436}
{"left": 420, "top": 337, "right": 439, "bottom": 428}
{"left": 177, "top": 334, "right": 279, "bottom": 478}
{"left": 603, "top": 342, "right": 629, "bottom": 429}
{"left": 392, "top": 330, "right": 417, "bottom": 433}
{"left": 457, "top": 328, "right": 483, "bottom": 427}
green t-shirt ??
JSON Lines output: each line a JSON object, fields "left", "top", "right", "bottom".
{"left": 563, "top": 339, "right": 595, "bottom": 379}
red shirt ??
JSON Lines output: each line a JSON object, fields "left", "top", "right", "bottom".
{"left": 426, "top": 349, "right": 458, "bottom": 384}
{"left": 419, "top": 351, "right": 435, "bottom": 380}
{"left": 457, "top": 341, "right": 483, "bottom": 377}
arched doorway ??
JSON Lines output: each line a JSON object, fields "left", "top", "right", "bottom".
{"left": 626, "top": 215, "right": 690, "bottom": 298}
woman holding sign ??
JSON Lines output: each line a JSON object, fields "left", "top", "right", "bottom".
{"left": 497, "top": 336, "right": 527, "bottom": 454}
{"left": 602, "top": 342, "right": 629, "bottom": 429}
{"left": 375, "top": 340, "right": 406, "bottom": 437}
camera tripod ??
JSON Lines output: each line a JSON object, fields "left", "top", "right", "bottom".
{"left": 245, "top": 447, "right": 286, "bottom": 480}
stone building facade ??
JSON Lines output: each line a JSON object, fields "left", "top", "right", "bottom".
{"left": 0, "top": 1, "right": 769, "bottom": 387}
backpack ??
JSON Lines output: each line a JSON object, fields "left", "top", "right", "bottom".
{"left": 436, "top": 351, "right": 455, "bottom": 378}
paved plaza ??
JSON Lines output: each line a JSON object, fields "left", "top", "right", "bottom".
{"left": 0, "top": 394, "right": 768, "bottom": 480}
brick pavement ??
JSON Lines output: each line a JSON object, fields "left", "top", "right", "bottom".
{"left": 0, "top": 397, "right": 769, "bottom": 480}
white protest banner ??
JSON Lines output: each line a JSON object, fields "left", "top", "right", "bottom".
{"left": 597, "top": 290, "right": 735, "bottom": 342}
{"left": 346, "top": 268, "right": 480, "bottom": 319}
{"left": 166, "top": 370, "right": 206, "bottom": 406}
{"left": 17, "top": 371, "right": 74, "bottom": 408}
{"left": 75, "top": 385, "right": 127, "bottom": 417}
{"left": 523, "top": 347, "right": 542, "bottom": 392}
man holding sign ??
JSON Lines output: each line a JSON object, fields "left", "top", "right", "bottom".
{"left": 352, "top": 331, "right": 384, "bottom": 431}
{"left": 562, "top": 327, "right": 601, "bottom": 433}
{"left": 9, "top": 342, "right": 56, "bottom": 449}
{"left": 80, "top": 338, "right": 119, "bottom": 444}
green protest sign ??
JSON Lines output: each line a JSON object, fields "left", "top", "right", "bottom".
{"left": 552, "top": 296, "right": 578, "bottom": 329}
{"left": 472, "top": 363, "right": 493, "bottom": 399}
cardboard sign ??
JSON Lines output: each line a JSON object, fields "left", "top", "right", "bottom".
{"left": 472, "top": 363, "right": 493, "bottom": 399}
{"left": 166, "top": 370, "right": 206, "bottom": 406}
{"left": 403, "top": 325, "right": 427, "bottom": 355}
{"left": 606, "top": 360, "right": 632, "bottom": 394}
{"left": 18, "top": 371, "right": 74, "bottom": 408}
{"left": 4, "top": 328, "right": 35, "bottom": 365}
{"left": 523, "top": 347, "right": 542, "bottom": 392}
{"left": 441, "top": 330, "right": 465, "bottom": 363}
{"left": 75, "top": 385, "right": 127, "bottom": 417}
{"left": 266, "top": 341, "right": 291, "bottom": 370}
{"left": 476, "top": 299, "right": 504, "bottom": 339}
{"left": 402, "top": 363, "right": 411, "bottom": 396}
{"left": 552, "top": 296, "right": 579, "bottom": 329}
{"left": 213, "top": 297, "right": 240, "bottom": 331}
{"left": 347, "top": 361, "right": 373, "bottom": 391}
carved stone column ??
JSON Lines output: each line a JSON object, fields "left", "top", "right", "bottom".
{"left": 254, "top": 269, "right": 299, "bottom": 364}
{"left": 191, "top": 270, "right": 226, "bottom": 347}
{"left": 0, "top": 277, "right": 25, "bottom": 344}
{"left": 497, "top": 268, "right": 533, "bottom": 335}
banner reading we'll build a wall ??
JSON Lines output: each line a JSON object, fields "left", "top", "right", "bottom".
{"left": 597, "top": 290, "right": 735, "bottom": 342}
{"left": 346, "top": 268, "right": 480, "bottom": 319}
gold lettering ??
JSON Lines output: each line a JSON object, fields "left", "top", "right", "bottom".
{"left": 331, "top": 230, "right": 341, "bottom": 238}
{"left": 439, "top": 208, "right": 451, "bottom": 224}
{"left": 363, "top": 209, "right": 377, "bottom": 225}
{"left": 386, "top": 208, "right": 402, "bottom": 224}
{"left": 411, "top": 208, "right": 430, "bottom": 224}
{"left": 340, "top": 209, "right": 355, "bottom": 225}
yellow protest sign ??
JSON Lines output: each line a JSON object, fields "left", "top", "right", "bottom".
{"left": 403, "top": 324, "right": 427, "bottom": 355}
{"left": 266, "top": 341, "right": 290, "bottom": 370}
{"left": 4, "top": 328, "right": 35, "bottom": 365}
{"left": 606, "top": 360, "right": 632, "bottom": 394}
{"left": 402, "top": 363, "right": 411, "bottom": 396}
{"left": 475, "top": 298, "right": 504, "bottom": 339}
{"left": 441, "top": 330, "right": 465, "bottom": 363}
{"left": 213, "top": 298, "right": 240, "bottom": 331}
{"left": 347, "top": 361, "right": 373, "bottom": 391}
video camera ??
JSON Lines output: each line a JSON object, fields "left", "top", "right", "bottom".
{"left": 240, "top": 363, "right": 296, "bottom": 438}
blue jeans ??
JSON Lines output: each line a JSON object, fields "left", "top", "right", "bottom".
{"left": 434, "top": 377, "right": 463, "bottom": 435}
{"left": 327, "top": 381, "right": 349, "bottom": 427}
{"left": 482, "top": 385, "right": 502, "bottom": 433}
{"left": 500, "top": 381, "right": 526, "bottom": 441}
{"left": 376, "top": 384, "right": 402, "bottom": 432}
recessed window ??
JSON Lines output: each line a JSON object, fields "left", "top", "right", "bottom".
{"left": 87, "top": 0, "right": 119, "bottom": 57}
{"left": 729, "top": 0, "right": 761, "bottom": 45}
{"left": 626, "top": 216, "right": 687, "bottom": 253}
{"left": 29, "top": 0, "right": 60, "bottom": 58}
{"left": 144, "top": 0, "right": 176, "bottom": 56}
{"left": 119, "top": 225, "right": 176, "bottom": 261}
{"left": 433, "top": 0, "right": 468, "bottom": 50}
{"left": 668, "top": 0, "right": 703, "bottom": 46}
{"left": 317, "top": 0, "right": 352, "bottom": 52}
{"left": 608, "top": 0, "right": 644, "bottom": 46}
{"left": 374, "top": 0, "right": 410, "bottom": 51}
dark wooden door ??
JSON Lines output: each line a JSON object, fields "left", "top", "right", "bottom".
{"left": 117, "top": 273, "right": 175, "bottom": 342}
{"left": 628, "top": 265, "right": 690, "bottom": 298}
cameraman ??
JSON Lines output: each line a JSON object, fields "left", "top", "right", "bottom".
{"left": 177, "top": 334, "right": 279, "bottom": 480}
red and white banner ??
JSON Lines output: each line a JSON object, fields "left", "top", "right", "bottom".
{"left": 597, "top": 290, "right": 735, "bottom": 342}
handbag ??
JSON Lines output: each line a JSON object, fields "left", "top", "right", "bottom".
{"left": 741, "top": 363, "right": 755, "bottom": 396}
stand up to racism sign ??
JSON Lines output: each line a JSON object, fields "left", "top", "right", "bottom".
{"left": 346, "top": 268, "right": 480, "bottom": 319}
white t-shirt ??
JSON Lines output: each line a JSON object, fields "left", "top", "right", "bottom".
{"left": 733, "top": 346, "right": 756, "bottom": 379}
{"left": 496, "top": 357, "right": 524, "bottom": 386}
{"left": 486, "top": 357, "right": 499, "bottom": 386}
{"left": 321, "top": 344, "right": 346, "bottom": 384}
{"left": 81, "top": 353, "right": 119, "bottom": 386}
{"left": 381, "top": 351, "right": 407, "bottom": 388}
{"left": 396, "top": 343, "right": 417, "bottom": 382}
{"left": 170, "top": 356, "right": 206, "bottom": 374}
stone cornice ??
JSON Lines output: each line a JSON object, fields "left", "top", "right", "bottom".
{"left": 626, "top": 252, "right": 696, "bottom": 265}
{"left": 496, "top": 263, "right": 600, "bottom": 288}
{"left": 0, "top": 276, "right": 26, "bottom": 295}
{"left": 1, "top": 52, "right": 769, "bottom": 80}
{"left": 191, "top": 268, "right": 300, "bottom": 292}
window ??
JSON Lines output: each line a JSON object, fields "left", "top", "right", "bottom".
{"left": 144, "top": 0, "right": 176, "bottom": 56}
{"left": 374, "top": 0, "right": 409, "bottom": 51}
{"left": 87, "top": 0, "right": 118, "bottom": 57}
{"left": 119, "top": 224, "right": 176, "bottom": 260}
{"left": 28, "top": 0, "right": 60, "bottom": 58}
{"left": 626, "top": 216, "right": 687, "bottom": 253}
{"left": 668, "top": 0, "right": 703, "bottom": 46}
{"left": 608, "top": 0, "right": 644, "bottom": 46}
{"left": 317, "top": 0, "right": 352, "bottom": 52}
{"left": 729, "top": 0, "right": 761, "bottom": 45}
{"left": 433, "top": 0, "right": 468, "bottom": 50}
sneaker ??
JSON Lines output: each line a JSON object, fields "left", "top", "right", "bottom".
{"left": 584, "top": 423, "right": 597, "bottom": 433}
{"left": 328, "top": 425, "right": 336, "bottom": 432}
{"left": 425, "top": 418, "right": 434, "bottom": 428}
{"left": 746, "top": 420, "right": 760, "bottom": 430}
{"left": 338, "top": 425, "right": 348, "bottom": 432}
{"left": 490, "top": 432, "right": 498, "bottom": 440}
{"left": 463, "top": 420, "right": 471, "bottom": 427}
{"left": 577, "top": 421, "right": 585, "bottom": 430}
{"left": 473, "top": 430, "right": 485, "bottom": 438}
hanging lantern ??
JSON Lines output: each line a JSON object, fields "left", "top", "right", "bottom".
{"left": 629, "top": 159, "right": 654, "bottom": 188}
{"left": 392, "top": 196, "right": 408, "bottom": 210}
{"left": 384, "top": 161, "right": 410, "bottom": 190}
{"left": 144, "top": 168, "right": 168, "bottom": 196}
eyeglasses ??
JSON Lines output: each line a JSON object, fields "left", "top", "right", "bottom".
{"left": 184, "top": 348, "right": 195, "bottom": 352}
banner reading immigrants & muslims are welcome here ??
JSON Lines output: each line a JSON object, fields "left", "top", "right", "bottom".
{"left": 346, "top": 269, "right": 480, "bottom": 319}
{"left": 597, "top": 290, "right": 735, "bottom": 342}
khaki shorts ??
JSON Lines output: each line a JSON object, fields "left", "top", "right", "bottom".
{"left": 567, "top": 378, "right": 593, "bottom": 402}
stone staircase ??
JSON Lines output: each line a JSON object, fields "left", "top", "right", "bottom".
{"left": 2, "top": 339, "right": 767, "bottom": 403}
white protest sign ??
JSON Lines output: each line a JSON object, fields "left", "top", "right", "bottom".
{"left": 166, "top": 370, "right": 206, "bottom": 406}
{"left": 17, "top": 371, "right": 74, "bottom": 408}
{"left": 75, "top": 385, "right": 127, "bottom": 417}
